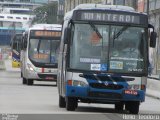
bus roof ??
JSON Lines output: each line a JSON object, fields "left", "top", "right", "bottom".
{"left": 64, "top": 4, "right": 146, "bottom": 20}
{"left": 28, "top": 24, "right": 62, "bottom": 31}
{"left": 75, "top": 4, "right": 135, "bottom": 11}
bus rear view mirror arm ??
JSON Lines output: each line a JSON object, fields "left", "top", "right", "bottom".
{"left": 64, "top": 27, "right": 71, "bottom": 44}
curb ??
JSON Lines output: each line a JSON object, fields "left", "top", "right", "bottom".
{"left": 147, "top": 76, "right": 160, "bottom": 80}
{"left": 146, "top": 89, "right": 160, "bottom": 99}
{"left": 146, "top": 76, "right": 160, "bottom": 99}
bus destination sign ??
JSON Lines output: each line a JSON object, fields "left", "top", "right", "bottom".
{"left": 80, "top": 12, "right": 140, "bottom": 24}
{"left": 33, "top": 31, "right": 61, "bottom": 37}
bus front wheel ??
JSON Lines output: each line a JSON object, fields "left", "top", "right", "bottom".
{"left": 66, "top": 97, "right": 78, "bottom": 111}
{"left": 59, "top": 95, "right": 66, "bottom": 108}
{"left": 125, "top": 101, "right": 140, "bottom": 114}
{"left": 115, "top": 102, "right": 124, "bottom": 111}
{"left": 27, "top": 79, "right": 33, "bottom": 85}
{"left": 23, "top": 77, "right": 27, "bottom": 84}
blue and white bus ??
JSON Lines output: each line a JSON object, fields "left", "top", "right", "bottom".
{"left": 58, "top": 4, "right": 157, "bottom": 114}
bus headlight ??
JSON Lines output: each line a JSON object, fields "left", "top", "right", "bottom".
{"left": 127, "top": 84, "right": 140, "bottom": 90}
{"left": 27, "top": 63, "right": 35, "bottom": 71}
{"left": 67, "top": 80, "right": 88, "bottom": 87}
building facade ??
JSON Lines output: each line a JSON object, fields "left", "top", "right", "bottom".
{"left": 58, "top": 0, "right": 64, "bottom": 16}
{"left": 0, "top": 0, "right": 57, "bottom": 3}
{"left": 65, "top": 0, "right": 104, "bottom": 13}
{"left": 137, "top": 0, "right": 160, "bottom": 75}
{"left": 145, "top": 0, "right": 160, "bottom": 74}
{"left": 0, "top": 0, "right": 49, "bottom": 45}
{"left": 64, "top": 0, "right": 138, "bottom": 13}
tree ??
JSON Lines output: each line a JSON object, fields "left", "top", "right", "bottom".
{"left": 31, "top": 2, "right": 59, "bottom": 24}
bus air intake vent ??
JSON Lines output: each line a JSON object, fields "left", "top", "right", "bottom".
{"left": 89, "top": 83, "right": 124, "bottom": 90}
{"left": 88, "top": 92, "right": 122, "bottom": 99}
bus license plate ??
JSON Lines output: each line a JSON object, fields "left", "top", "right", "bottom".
{"left": 45, "top": 77, "right": 54, "bottom": 80}
{"left": 124, "top": 90, "right": 138, "bottom": 95}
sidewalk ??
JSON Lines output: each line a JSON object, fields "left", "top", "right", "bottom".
{"left": 146, "top": 76, "right": 160, "bottom": 99}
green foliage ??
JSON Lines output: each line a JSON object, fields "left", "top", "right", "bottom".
{"left": 31, "top": 2, "right": 60, "bottom": 24}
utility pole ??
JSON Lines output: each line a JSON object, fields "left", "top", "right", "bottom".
{"left": 147, "top": 0, "right": 149, "bottom": 15}
{"left": 105, "top": 0, "right": 108, "bottom": 4}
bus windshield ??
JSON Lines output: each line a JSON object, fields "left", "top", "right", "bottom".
{"left": 69, "top": 23, "right": 147, "bottom": 74}
{"left": 29, "top": 38, "right": 59, "bottom": 64}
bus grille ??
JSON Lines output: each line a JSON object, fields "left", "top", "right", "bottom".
{"left": 38, "top": 74, "right": 57, "bottom": 79}
{"left": 89, "top": 83, "right": 124, "bottom": 90}
{"left": 88, "top": 92, "right": 122, "bottom": 99}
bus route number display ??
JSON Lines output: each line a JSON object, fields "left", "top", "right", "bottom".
{"left": 77, "top": 11, "right": 141, "bottom": 24}
{"left": 34, "top": 53, "right": 48, "bottom": 59}
{"left": 33, "top": 31, "right": 61, "bottom": 37}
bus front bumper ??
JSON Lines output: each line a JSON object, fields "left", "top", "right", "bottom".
{"left": 26, "top": 69, "right": 57, "bottom": 81}
{"left": 66, "top": 85, "right": 145, "bottom": 103}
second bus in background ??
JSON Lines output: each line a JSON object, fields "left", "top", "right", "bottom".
{"left": 21, "top": 24, "right": 62, "bottom": 85}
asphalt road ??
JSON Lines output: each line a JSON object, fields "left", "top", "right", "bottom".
{"left": 0, "top": 70, "right": 160, "bottom": 120}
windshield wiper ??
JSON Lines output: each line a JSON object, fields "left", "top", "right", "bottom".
{"left": 37, "top": 39, "right": 41, "bottom": 54}
{"left": 89, "top": 22, "right": 103, "bottom": 39}
{"left": 113, "top": 26, "right": 129, "bottom": 40}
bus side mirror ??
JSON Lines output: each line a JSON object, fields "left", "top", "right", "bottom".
{"left": 64, "top": 27, "right": 71, "bottom": 44}
{"left": 150, "top": 32, "right": 157, "bottom": 48}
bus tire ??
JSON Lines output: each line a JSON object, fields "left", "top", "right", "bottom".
{"left": 66, "top": 97, "right": 77, "bottom": 111}
{"left": 23, "top": 77, "right": 27, "bottom": 84}
{"left": 125, "top": 101, "right": 140, "bottom": 114}
{"left": 115, "top": 102, "right": 124, "bottom": 111}
{"left": 59, "top": 95, "right": 66, "bottom": 108}
{"left": 125, "top": 102, "right": 130, "bottom": 111}
{"left": 27, "top": 79, "right": 33, "bottom": 85}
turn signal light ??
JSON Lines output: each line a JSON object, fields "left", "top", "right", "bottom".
{"left": 141, "top": 85, "right": 146, "bottom": 90}
{"left": 67, "top": 80, "right": 72, "bottom": 86}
